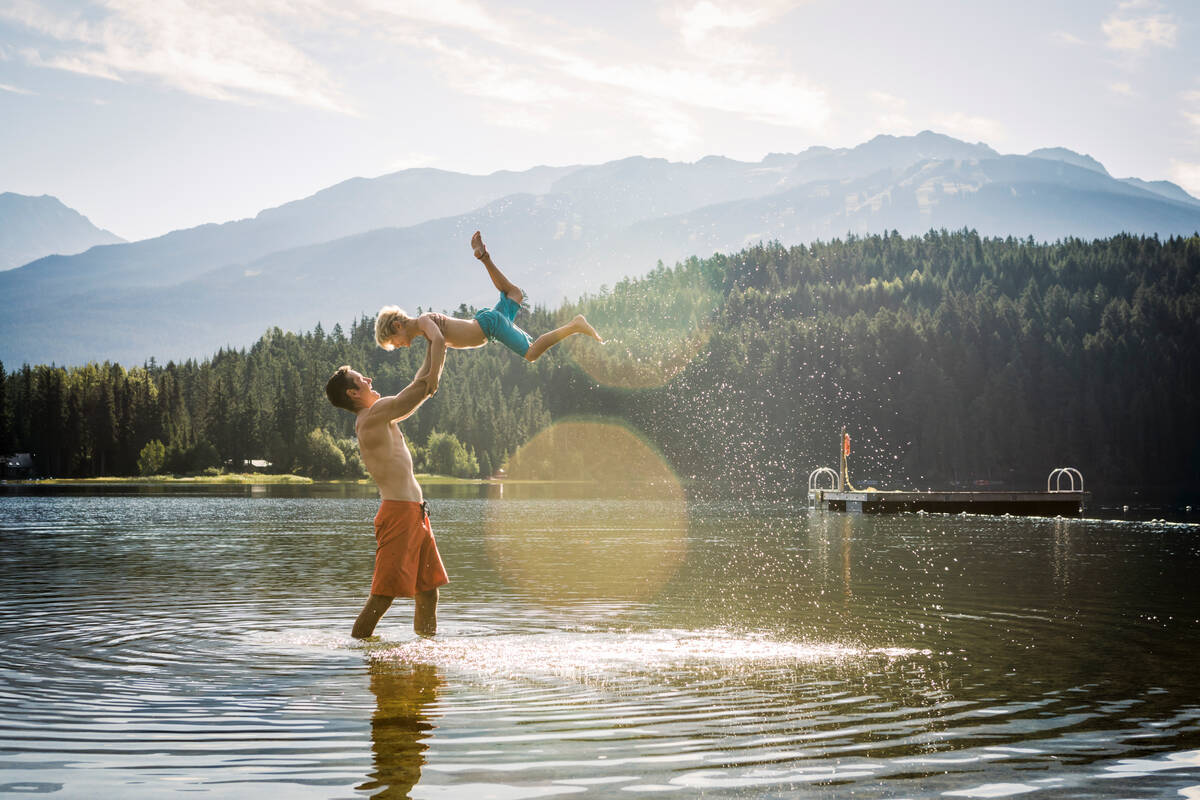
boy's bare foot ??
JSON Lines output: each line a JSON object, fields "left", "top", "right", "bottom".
{"left": 574, "top": 315, "right": 603, "bottom": 343}
{"left": 471, "top": 230, "right": 488, "bottom": 260}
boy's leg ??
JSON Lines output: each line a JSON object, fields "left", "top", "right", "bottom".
{"left": 352, "top": 594, "right": 394, "bottom": 639}
{"left": 471, "top": 230, "right": 524, "bottom": 305}
{"left": 525, "top": 315, "right": 603, "bottom": 362}
{"left": 414, "top": 588, "right": 438, "bottom": 637}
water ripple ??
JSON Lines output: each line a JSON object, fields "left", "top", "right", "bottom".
{"left": 1, "top": 494, "right": 1198, "bottom": 798}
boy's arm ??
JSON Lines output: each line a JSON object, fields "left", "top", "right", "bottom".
{"left": 416, "top": 314, "right": 446, "bottom": 395}
{"left": 413, "top": 339, "right": 446, "bottom": 398}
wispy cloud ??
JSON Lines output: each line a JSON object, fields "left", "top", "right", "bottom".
{"left": 555, "top": 59, "right": 828, "bottom": 129}
{"left": 386, "top": 151, "right": 436, "bottom": 172}
{"left": 1182, "top": 89, "right": 1200, "bottom": 132}
{"left": 634, "top": 96, "right": 702, "bottom": 153}
{"left": 672, "top": 0, "right": 770, "bottom": 45}
{"left": 868, "top": 91, "right": 905, "bottom": 110}
{"left": 1051, "top": 31, "right": 1085, "bottom": 46}
{"left": 1168, "top": 160, "right": 1200, "bottom": 197}
{"left": 1, "top": 0, "right": 830, "bottom": 139}
{"left": 934, "top": 112, "right": 1003, "bottom": 143}
{"left": 354, "top": 0, "right": 509, "bottom": 38}
{"left": 0, "top": 0, "right": 355, "bottom": 113}
{"left": 868, "top": 90, "right": 913, "bottom": 135}
{"left": 21, "top": 47, "right": 121, "bottom": 81}
{"left": 367, "top": 0, "right": 828, "bottom": 139}
{"left": 1101, "top": 6, "right": 1177, "bottom": 51}
{"left": 1109, "top": 81, "right": 1135, "bottom": 96}
{"left": 418, "top": 35, "right": 574, "bottom": 107}
{"left": 0, "top": 82, "right": 33, "bottom": 96}
{"left": 664, "top": 0, "right": 807, "bottom": 70}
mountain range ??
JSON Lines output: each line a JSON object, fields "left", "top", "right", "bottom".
{"left": 3, "top": 130, "right": 1199, "bottom": 367}
{"left": 0, "top": 193, "right": 124, "bottom": 271}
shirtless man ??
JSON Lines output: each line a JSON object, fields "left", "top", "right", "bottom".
{"left": 325, "top": 349, "right": 448, "bottom": 638}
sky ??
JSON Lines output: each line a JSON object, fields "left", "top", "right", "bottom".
{"left": 0, "top": 0, "right": 1197, "bottom": 242}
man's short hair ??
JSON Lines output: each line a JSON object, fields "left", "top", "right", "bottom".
{"left": 375, "top": 305, "right": 410, "bottom": 350}
{"left": 325, "top": 365, "right": 358, "bottom": 412}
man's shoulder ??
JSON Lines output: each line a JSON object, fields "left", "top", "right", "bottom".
{"left": 359, "top": 398, "right": 413, "bottom": 430}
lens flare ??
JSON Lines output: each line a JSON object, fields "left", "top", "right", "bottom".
{"left": 560, "top": 265, "right": 721, "bottom": 389}
{"left": 485, "top": 421, "right": 687, "bottom": 602}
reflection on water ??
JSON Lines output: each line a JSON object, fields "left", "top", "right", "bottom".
{"left": 0, "top": 490, "right": 1198, "bottom": 799}
{"left": 360, "top": 661, "right": 442, "bottom": 799}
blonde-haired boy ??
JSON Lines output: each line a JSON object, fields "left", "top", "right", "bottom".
{"left": 375, "top": 231, "right": 602, "bottom": 393}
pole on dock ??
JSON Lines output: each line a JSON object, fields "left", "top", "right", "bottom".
{"left": 840, "top": 426, "right": 855, "bottom": 492}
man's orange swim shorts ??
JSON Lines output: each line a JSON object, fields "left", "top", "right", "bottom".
{"left": 370, "top": 500, "right": 449, "bottom": 598}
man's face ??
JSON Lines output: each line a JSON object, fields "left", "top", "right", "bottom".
{"left": 346, "top": 369, "right": 380, "bottom": 408}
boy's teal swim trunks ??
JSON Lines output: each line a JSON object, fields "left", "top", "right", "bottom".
{"left": 474, "top": 293, "right": 533, "bottom": 357}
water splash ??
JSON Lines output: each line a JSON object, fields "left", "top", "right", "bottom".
{"left": 368, "top": 629, "right": 922, "bottom": 683}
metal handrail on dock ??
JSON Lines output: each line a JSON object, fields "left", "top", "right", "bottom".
{"left": 1048, "top": 467, "right": 1084, "bottom": 493}
{"left": 807, "top": 467, "right": 839, "bottom": 507}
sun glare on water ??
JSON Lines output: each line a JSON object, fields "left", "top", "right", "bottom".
{"left": 486, "top": 421, "right": 688, "bottom": 602}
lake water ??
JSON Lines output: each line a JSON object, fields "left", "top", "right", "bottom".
{"left": 1, "top": 486, "right": 1198, "bottom": 799}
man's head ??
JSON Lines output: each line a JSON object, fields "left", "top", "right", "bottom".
{"left": 325, "top": 365, "right": 378, "bottom": 412}
{"left": 375, "top": 305, "right": 414, "bottom": 350}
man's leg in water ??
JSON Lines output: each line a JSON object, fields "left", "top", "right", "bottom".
{"left": 471, "top": 231, "right": 524, "bottom": 306}
{"left": 352, "top": 594, "right": 393, "bottom": 639}
{"left": 414, "top": 588, "right": 438, "bottom": 637}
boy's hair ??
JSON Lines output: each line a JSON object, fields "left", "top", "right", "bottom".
{"left": 375, "top": 305, "right": 411, "bottom": 350}
{"left": 325, "top": 365, "right": 359, "bottom": 412}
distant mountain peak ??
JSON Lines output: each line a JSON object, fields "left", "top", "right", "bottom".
{"left": 0, "top": 192, "right": 125, "bottom": 271}
{"left": 856, "top": 130, "right": 999, "bottom": 159}
{"left": 1119, "top": 177, "right": 1200, "bottom": 207}
{"left": 1027, "top": 147, "right": 1111, "bottom": 176}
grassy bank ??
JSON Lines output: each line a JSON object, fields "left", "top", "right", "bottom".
{"left": 19, "top": 473, "right": 493, "bottom": 486}
{"left": 31, "top": 473, "right": 315, "bottom": 485}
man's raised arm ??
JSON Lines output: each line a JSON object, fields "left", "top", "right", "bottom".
{"left": 368, "top": 346, "right": 444, "bottom": 423}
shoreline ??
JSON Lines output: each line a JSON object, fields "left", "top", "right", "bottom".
{"left": 6, "top": 473, "right": 494, "bottom": 487}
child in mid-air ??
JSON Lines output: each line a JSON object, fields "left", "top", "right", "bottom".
{"left": 375, "top": 231, "right": 602, "bottom": 393}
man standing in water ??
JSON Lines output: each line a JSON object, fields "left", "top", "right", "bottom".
{"left": 325, "top": 350, "right": 448, "bottom": 639}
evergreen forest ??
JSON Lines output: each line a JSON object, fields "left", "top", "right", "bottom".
{"left": 2, "top": 230, "right": 1197, "bottom": 499}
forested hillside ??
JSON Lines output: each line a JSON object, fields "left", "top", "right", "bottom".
{"left": 3, "top": 230, "right": 1197, "bottom": 498}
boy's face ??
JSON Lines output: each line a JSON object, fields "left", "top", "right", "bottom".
{"left": 387, "top": 321, "right": 413, "bottom": 348}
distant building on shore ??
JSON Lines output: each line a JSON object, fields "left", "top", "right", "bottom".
{"left": 1, "top": 453, "right": 35, "bottom": 480}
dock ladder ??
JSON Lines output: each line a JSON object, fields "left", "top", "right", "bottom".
{"left": 808, "top": 467, "right": 840, "bottom": 508}
{"left": 1047, "top": 467, "right": 1084, "bottom": 493}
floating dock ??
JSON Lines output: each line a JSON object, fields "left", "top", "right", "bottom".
{"left": 809, "top": 431, "right": 1089, "bottom": 516}
{"left": 813, "top": 488, "right": 1089, "bottom": 516}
